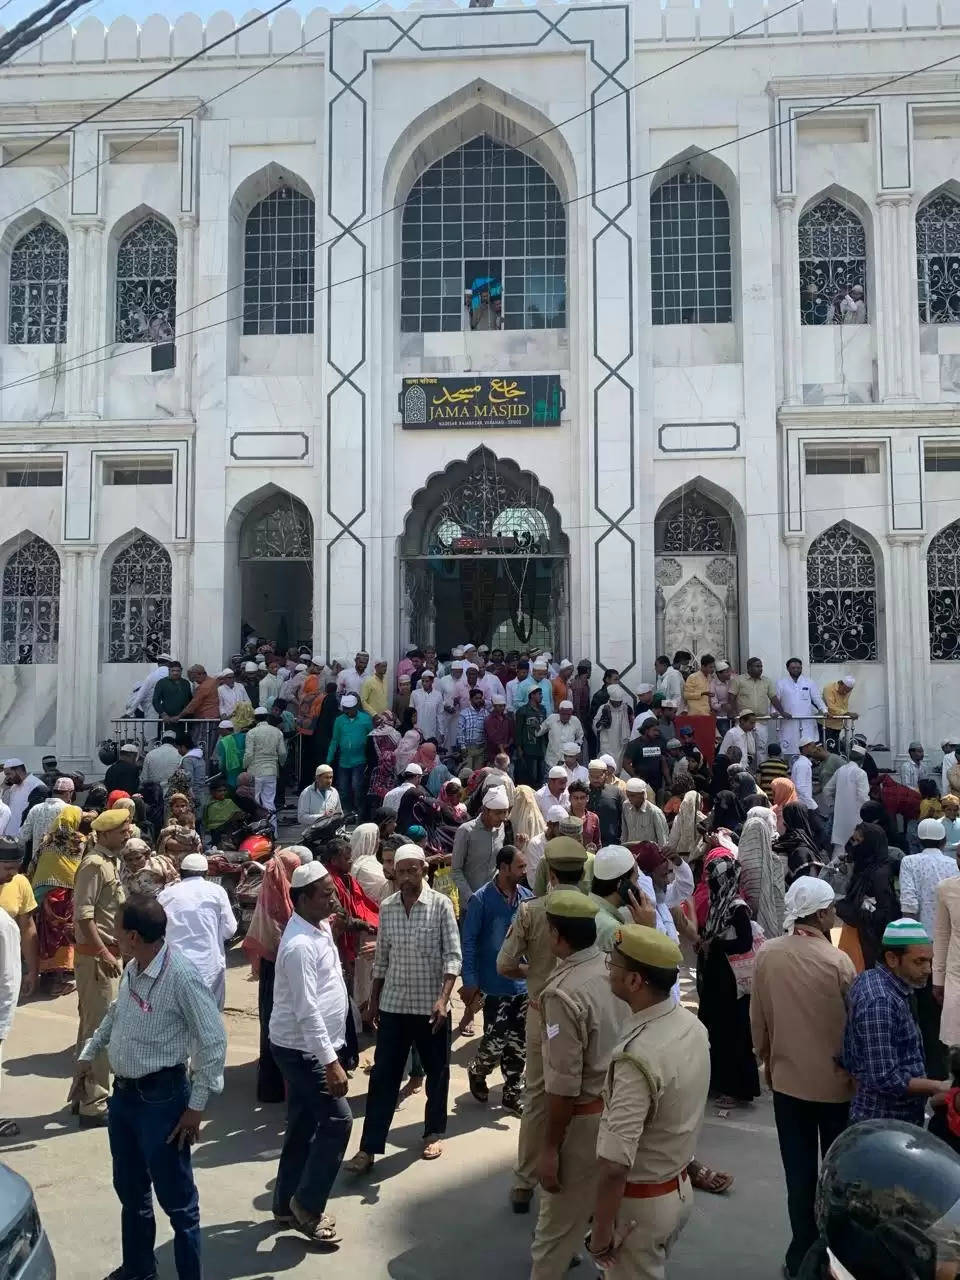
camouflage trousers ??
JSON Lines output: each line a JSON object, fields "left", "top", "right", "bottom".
{"left": 470, "top": 992, "right": 528, "bottom": 1101}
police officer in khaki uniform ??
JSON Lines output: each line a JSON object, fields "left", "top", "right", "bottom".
{"left": 498, "top": 837, "right": 591, "bottom": 1213}
{"left": 72, "top": 809, "right": 128, "bottom": 1125}
{"left": 529, "top": 890, "right": 626, "bottom": 1279}
{"left": 587, "top": 925, "right": 709, "bottom": 1279}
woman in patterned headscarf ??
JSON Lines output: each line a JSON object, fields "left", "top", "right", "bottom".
{"left": 31, "top": 806, "right": 85, "bottom": 995}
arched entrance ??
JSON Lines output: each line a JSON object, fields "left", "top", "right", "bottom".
{"left": 239, "top": 492, "right": 313, "bottom": 654}
{"left": 400, "top": 448, "right": 569, "bottom": 655}
{"left": 654, "top": 487, "right": 740, "bottom": 665}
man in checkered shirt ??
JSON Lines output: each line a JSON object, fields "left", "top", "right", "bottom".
{"left": 345, "top": 843, "right": 461, "bottom": 1170}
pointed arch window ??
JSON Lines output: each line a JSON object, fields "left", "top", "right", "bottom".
{"left": 243, "top": 187, "right": 315, "bottom": 335}
{"left": 928, "top": 520, "right": 960, "bottom": 660}
{"left": 798, "top": 197, "right": 866, "bottom": 325}
{"left": 0, "top": 536, "right": 59, "bottom": 663}
{"left": 401, "top": 135, "right": 566, "bottom": 333}
{"left": 115, "top": 217, "right": 177, "bottom": 342}
{"left": 107, "top": 535, "right": 172, "bottom": 662}
{"left": 917, "top": 193, "right": 960, "bottom": 324}
{"left": 654, "top": 491, "right": 736, "bottom": 554}
{"left": 806, "top": 524, "right": 878, "bottom": 662}
{"left": 8, "top": 221, "right": 68, "bottom": 344}
{"left": 650, "top": 173, "right": 731, "bottom": 325}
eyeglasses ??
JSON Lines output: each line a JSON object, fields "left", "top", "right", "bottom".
{"left": 604, "top": 955, "right": 628, "bottom": 973}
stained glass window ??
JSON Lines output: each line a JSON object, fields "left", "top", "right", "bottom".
{"left": 917, "top": 193, "right": 960, "bottom": 324}
{"left": 650, "top": 174, "right": 731, "bottom": 325}
{"left": 107, "top": 535, "right": 172, "bottom": 662}
{"left": 798, "top": 197, "right": 866, "bottom": 325}
{"left": 8, "top": 222, "right": 68, "bottom": 344}
{"left": 401, "top": 135, "right": 566, "bottom": 333}
{"left": 0, "top": 536, "right": 59, "bottom": 663}
{"left": 928, "top": 520, "right": 960, "bottom": 660}
{"left": 243, "top": 187, "right": 315, "bottom": 335}
{"left": 115, "top": 218, "right": 177, "bottom": 343}
{"left": 806, "top": 524, "right": 878, "bottom": 662}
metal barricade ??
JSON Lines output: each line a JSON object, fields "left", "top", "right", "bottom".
{"left": 754, "top": 713, "right": 860, "bottom": 758}
{"left": 110, "top": 717, "right": 221, "bottom": 763}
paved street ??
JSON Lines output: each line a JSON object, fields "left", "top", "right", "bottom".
{"left": 1, "top": 950, "right": 788, "bottom": 1279}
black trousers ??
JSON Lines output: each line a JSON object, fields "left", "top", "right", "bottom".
{"left": 773, "top": 1092, "right": 849, "bottom": 1276}
{"left": 358, "top": 1011, "right": 451, "bottom": 1154}
{"left": 916, "top": 977, "right": 947, "bottom": 1079}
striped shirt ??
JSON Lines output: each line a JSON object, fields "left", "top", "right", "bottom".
{"left": 372, "top": 883, "right": 462, "bottom": 1016}
{"left": 79, "top": 943, "right": 226, "bottom": 1111}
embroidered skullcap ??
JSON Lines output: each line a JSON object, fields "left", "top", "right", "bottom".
{"left": 882, "top": 918, "right": 931, "bottom": 948}
{"left": 548, "top": 765, "right": 567, "bottom": 780}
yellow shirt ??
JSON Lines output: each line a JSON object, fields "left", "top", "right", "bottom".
{"left": 683, "top": 672, "right": 712, "bottom": 716}
{"left": 360, "top": 674, "right": 389, "bottom": 717}
{"left": 823, "top": 681, "right": 852, "bottom": 731}
{"left": 0, "top": 874, "right": 36, "bottom": 919}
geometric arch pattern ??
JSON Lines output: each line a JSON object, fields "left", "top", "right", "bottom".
{"left": 806, "top": 522, "right": 878, "bottom": 662}
{"left": 0, "top": 534, "right": 60, "bottom": 663}
{"left": 798, "top": 196, "right": 866, "bottom": 325}
{"left": 105, "top": 533, "right": 172, "bottom": 662}
{"left": 115, "top": 216, "right": 177, "bottom": 342}
{"left": 9, "top": 221, "right": 69, "bottom": 344}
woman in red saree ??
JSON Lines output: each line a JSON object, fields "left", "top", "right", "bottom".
{"left": 30, "top": 806, "right": 85, "bottom": 995}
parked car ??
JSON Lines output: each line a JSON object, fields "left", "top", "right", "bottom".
{"left": 0, "top": 1163, "right": 55, "bottom": 1278}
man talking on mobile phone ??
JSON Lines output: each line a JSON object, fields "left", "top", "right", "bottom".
{"left": 345, "top": 844, "right": 461, "bottom": 1171}
{"left": 586, "top": 845, "right": 657, "bottom": 952}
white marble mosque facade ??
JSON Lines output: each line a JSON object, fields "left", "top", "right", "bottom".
{"left": 0, "top": 0, "right": 958, "bottom": 771}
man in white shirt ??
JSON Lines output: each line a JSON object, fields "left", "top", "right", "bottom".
{"left": 268, "top": 861, "right": 351, "bottom": 1244}
{"left": 217, "top": 669, "right": 251, "bottom": 720}
{"left": 534, "top": 767, "right": 570, "bottom": 821}
{"left": 942, "top": 740, "right": 959, "bottom": 796}
{"left": 382, "top": 763, "right": 424, "bottom": 815}
{"left": 774, "top": 658, "right": 826, "bottom": 761}
{"left": 476, "top": 663, "right": 506, "bottom": 707}
{"left": 158, "top": 854, "right": 237, "bottom": 1009}
{"left": 561, "top": 743, "right": 589, "bottom": 787}
{"left": 337, "top": 652, "right": 369, "bottom": 703}
{"left": 297, "top": 765, "right": 343, "bottom": 825}
{"left": 437, "top": 660, "right": 465, "bottom": 751}
{"left": 123, "top": 653, "right": 173, "bottom": 717}
{"left": 538, "top": 701, "right": 584, "bottom": 766}
{"left": 654, "top": 656, "right": 685, "bottom": 707}
{"left": 790, "top": 737, "right": 830, "bottom": 850}
{"left": 0, "top": 761, "right": 44, "bottom": 838}
{"left": 17, "top": 779, "right": 72, "bottom": 853}
{"left": 900, "top": 741, "right": 934, "bottom": 790}
{"left": 410, "top": 670, "right": 443, "bottom": 742}
{"left": 719, "top": 711, "right": 758, "bottom": 772}
{"left": 0, "top": 902, "right": 21, "bottom": 1136}
{"left": 823, "top": 746, "right": 870, "bottom": 856}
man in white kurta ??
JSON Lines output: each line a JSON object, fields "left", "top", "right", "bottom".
{"left": 823, "top": 749, "right": 871, "bottom": 855}
{"left": 774, "top": 660, "right": 826, "bottom": 760}
{"left": 437, "top": 661, "right": 465, "bottom": 751}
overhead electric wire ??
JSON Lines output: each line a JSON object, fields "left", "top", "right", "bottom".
{"left": 0, "top": 0, "right": 93, "bottom": 63}
{"left": 6, "top": 32, "right": 960, "bottom": 397}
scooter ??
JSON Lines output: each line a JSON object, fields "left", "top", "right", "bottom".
{"left": 300, "top": 811, "right": 354, "bottom": 860}
{"left": 207, "top": 818, "right": 275, "bottom": 928}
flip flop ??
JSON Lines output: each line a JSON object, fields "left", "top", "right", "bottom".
{"left": 688, "top": 1161, "right": 734, "bottom": 1194}
{"left": 422, "top": 1136, "right": 443, "bottom": 1160}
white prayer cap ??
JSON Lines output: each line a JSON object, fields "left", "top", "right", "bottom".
{"left": 482, "top": 786, "right": 510, "bottom": 810}
{"left": 464, "top": 663, "right": 479, "bottom": 673}
{"left": 420, "top": 668, "right": 436, "bottom": 678}
{"left": 562, "top": 742, "right": 580, "bottom": 755}
{"left": 180, "top": 853, "right": 208, "bottom": 874}
{"left": 217, "top": 720, "right": 234, "bottom": 730}
{"left": 161, "top": 730, "right": 177, "bottom": 742}
{"left": 783, "top": 876, "right": 835, "bottom": 932}
{"left": 403, "top": 762, "right": 423, "bottom": 777}
{"left": 315, "top": 764, "right": 334, "bottom": 776}
{"left": 398, "top": 673, "right": 412, "bottom": 684}
{"left": 374, "top": 657, "right": 388, "bottom": 665}
{"left": 601, "top": 754, "right": 618, "bottom": 770}
{"left": 607, "top": 687, "right": 624, "bottom": 702}
{"left": 450, "top": 660, "right": 465, "bottom": 670}
{"left": 492, "top": 695, "right": 506, "bottom": 705}
{"left": 157, "top": 652, "right": 174, "bottom": 664}
{"left": 738, "top": 709, "right": 756, "bottom": 721}
{"left": 394, "top": 843, "right": 427, "bottom": 865}
{"left": 850, "top": 744, "right": 866, "bottom": 758}
{"left": 666, "top": 738, "right": 682, "bottom": 749}
{"left": 2, "top": 758, "right": 24, "bottom": 769}
{"left": 452, "top": 646, "right": 464, "bottom": 658}
{"left": 593, "top": 845, "right": 635, "bottom": 878}
{"left": 548, "top": 765, "right": 568, "bottom": 780}
{"left": 295, "top": 663, "right": 307, "bottom": 673}
{"left": 218, "top": 668, "right": 234, "bottom": 678}
{"left": 559, "top": 699, "right": 574, "bottom": 711}
{"left": 463, "top": 642, "right": 477, "bottom": 651}
{"left": 546, "top": 804, "right": 568, "bottom": 822}
{"left": 588, "top": 759, "right": 606, "bottom": 772}
{"left": 341, "top": 693, "right": 359, "bottom": 708}
{"left": 919, "top": 817, "right": 947, "bottom": 841}
{"left": 841, "top": 675, "right": 856, "bottom": 688}
{"left": 799, "top": 735, "right": 819, "bottom": 749}
{"left": 254, "top": 706, "right": 269, "bottom": 716}
{"left": 477, "top": 645, "right": 490, "bottom": 654}
{"left": 541, "top": 652, "right": 553, "bottom": 662}
{"left": 312, "top": 654, "right": 325, "bottom": 665}
{"left": 625, "top": 778, "right": 646, "bottom": 794}
{"left": 635, "top": 683, "right": 653, "bottom": 695}
{"left": 661, "top": 699, "right": 678, "bottom": 709}
{"left": 716, "top": 660, "right": 730, "bottom": 673}
{"left": 532, "top": 659, "right": 548, "bottom": 671}
{"left": 120, "top": 742, "right": 140, "bottom": 754}
{"left": 283, "top": 845, "right": 314, "bottom": 864}
{"left": 291, "top": 861, "right": 329, "bottom": 890}
{"left": 256, "top": 655, "right": 266, "bottom": 666}
{"left": 243, "top": 661, "right": 259, "bottom": 673}
{"left": 559, "top": 658, "right": 574, "bottom": 670}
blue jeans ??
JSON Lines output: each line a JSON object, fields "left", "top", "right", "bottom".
{"left": 107, "top": 1067, "right": 201, "bottom": 1280}
{"left": 336, "top": 763, "right": 366, "bottom": 814}
{"left": 271, "top": 1044, "right": 353, "bottom": 1218}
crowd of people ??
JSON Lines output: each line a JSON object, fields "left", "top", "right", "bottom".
{"left": 0, "top": 637, "right": 959, "bottom": 1278}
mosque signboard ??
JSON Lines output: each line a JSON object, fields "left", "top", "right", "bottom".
{"left": 400, "top": 375, "right": 564, "bottom": 429}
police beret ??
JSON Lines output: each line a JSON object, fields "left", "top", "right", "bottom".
{"left": 91, "top": 809, "right": 129, "bottom": 833}
{"left": 613, "top": 924, "right": 682, "bottom": 969}
{"left": 544, "top": 890, "right": 599, "bottom": 919}
{"left": 543, "top": 837, "right": 588, "bottom": 869}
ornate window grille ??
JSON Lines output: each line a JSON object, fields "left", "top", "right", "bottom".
{"left": 240, "top": 496, "right": 311, "bottom": 560}
{"left": 400, "top": 135, "right": 566, "bottom": 333}
{"left": 650, "top": 173, "right": 732, "bottom": 325}
{"left": 928, "top": 520, "right": 960, "bottom": 660}
{"left": 654, "top": 493, "right": 736, "bottom": 554}
{"left": 917, "top": 193, "right": 960, "bottom": 324}
{"left": 8, "top": 222, "right": 68, "bottom": 344}
{"left": 426, "top": 465, "right": 552, "bottom": 555}
{"left": 0, "top": 536, "right": 59, "bottom": 663}
{"left": 806, "top": 524, "right": 878, "bottom": 662}
{"left": 115, "top": 218, "right": 177, "bottom": 343}
{"left": 798, "top": 197, "right": 866, "bottom": 325}
{"left": 107, "top": 535, "right": 172, "bottom": 663}
{"left": 243, "top": 187, "right": 315, "bottom": 335}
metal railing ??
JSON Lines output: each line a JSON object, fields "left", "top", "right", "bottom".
{"left": 110, "top": 717, "right": 221, "bottom": 762}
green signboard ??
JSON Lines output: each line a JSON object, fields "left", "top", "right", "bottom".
{"left": 400, "top": 375, "right": 564, "bottom": 428}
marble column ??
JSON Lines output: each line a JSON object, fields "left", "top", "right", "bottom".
{"left": 177, "top": 213, "right": 198, "bottom": 416}
{"left": 876, "top": 193, "right": 919, "bottom": 403}
{"left": 56, "top": 548, "right": 98, "bottom": 768}
{"left": 65, "top": 218, "right": 105, "bottom": 418}
{"left": 171, "top": 544, "right": 192, "bottom": 664}
{"left": 885, "top": 533, "right": 927, "bottom": 759}
{"left": 776, "top": 195, "right": 801, "bottom": 405}
{"left": 783, "top": 535, "right": 808, "bottom": 662}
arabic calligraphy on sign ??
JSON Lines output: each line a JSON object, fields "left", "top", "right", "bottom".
{"left": 401, "top": 375, "right": 563, "bottom": 429}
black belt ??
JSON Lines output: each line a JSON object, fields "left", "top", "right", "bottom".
{"left": 114, "top": 1064, "right": 187, "bottom": 1091}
